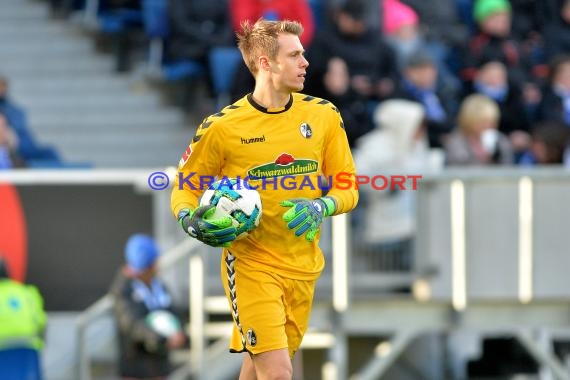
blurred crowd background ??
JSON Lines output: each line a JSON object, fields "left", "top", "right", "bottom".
{"left": 3, "top": 0, "right": 570, "bottom": 170}
{"left": 3, "top": 1, "right": 570, "bottom": 378}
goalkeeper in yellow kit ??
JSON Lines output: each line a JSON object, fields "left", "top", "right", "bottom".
{"left": 171, "top": 18, "right": 358, "bottom": 380}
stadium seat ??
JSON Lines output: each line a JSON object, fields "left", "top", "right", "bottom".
{"left": 97, "top": 8, "right": 142, "bottom": 34}
{"left": 209, "top": 47, "right": 243, "bottom": 109}
{"left": 0, "top": 347, "right": 43, "bottom": 380}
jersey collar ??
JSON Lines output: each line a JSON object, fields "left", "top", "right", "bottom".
{"left": 247, "top": 93, "right": 293, "bottom": 114}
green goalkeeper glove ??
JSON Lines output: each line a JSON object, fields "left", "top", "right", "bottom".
{"left": 177, "top": 206, "right": 237, "bottom": 247}
{"left": 280, "top": 196, "right": 336, "bottom": 242}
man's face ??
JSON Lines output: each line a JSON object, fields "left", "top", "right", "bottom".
{"left": 554, "top": 62, "right": 570, "bottom": 90}
{"left": 405, "top": 64, "right": 437, "bottom": 89}
{"left": 480, "top": 11, "right": 511, "bottom": 37}
{"left": 337, "top": 12, "right": 366, "bottom": 37}
{"left": 268, "top": 33, "right": 309, "bottom": 93}
{"left": 476, "top": 62, "right": 507, "bottom": 87}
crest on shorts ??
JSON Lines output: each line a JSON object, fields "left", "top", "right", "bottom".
{"left": 300, "top": 123, "right": 312, "bottom": 139}
{"left": 246, "top": 328, "right": 257, "bottom": 347}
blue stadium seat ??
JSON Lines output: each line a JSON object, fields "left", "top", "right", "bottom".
{"left": 141, "top": 0, "right": 169, "bottom": 38}
{"left": 162, "top": 61, "right": 206, "bottom": 82}
{"left": 97, "top": 8, "right": 142, "bottom": 34}
{"left": 0, "top": 348, "right": 43, "bottom": 380}
{"left": 209, "top": 47, "right": 243, "bottom": 108}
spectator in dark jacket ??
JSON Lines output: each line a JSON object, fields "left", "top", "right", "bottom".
{"left": 307, "top": 0, "right": 398, "bottom": 102}
{"left": 537, "top": 55, "right": 570, "bottom": 127}
{"left": 167, "top": 0, "right": 234, "bottom": 64}
{"left": 304, "top": 0, "right": 398, "bottom": 146}
{"left": 460, "top": 0, "right": 537, "bottom": 90}
{"left": 543, "top": 0, "right": 570, "bottom": 61}
{"left": 393, "top": 49, "right": 457, "bottom": 148}
{"left": 110, "top": 234, "right": 186, "bottom": 380}
{"left": 467, "top": 60, "right": 531, "bottom": 156}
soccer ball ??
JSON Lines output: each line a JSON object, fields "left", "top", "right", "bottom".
{"left": 199, "top": 177, "right": 262, "bottom": 240}
{"left": 145, "top": 310, "right": 182, "bottom": 338}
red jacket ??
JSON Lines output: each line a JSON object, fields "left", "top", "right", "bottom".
{"left": 230, "top": 0, "right": 315, "bottom": 47}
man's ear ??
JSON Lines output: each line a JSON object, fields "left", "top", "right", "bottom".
{"left": 259, "top": 56, "right": 272, "bottom": 72}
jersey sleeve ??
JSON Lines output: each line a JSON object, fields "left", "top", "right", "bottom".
{"left": 170, "top": 117, "right": 225, "bottom": 218}
{"left": 322, "top": 109, "right": 359, "bottom": 215}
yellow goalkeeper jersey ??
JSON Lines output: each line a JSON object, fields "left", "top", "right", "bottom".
{"left": 171, "top": 93, "right": 359, "bottom": 280}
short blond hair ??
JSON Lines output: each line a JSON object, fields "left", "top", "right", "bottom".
{"left": 237, "top": 19, "right": 304, "bottom": 75}
{"left": 457, "top": 94, "right": 500, "bottom": 134}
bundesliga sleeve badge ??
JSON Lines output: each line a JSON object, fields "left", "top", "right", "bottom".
{"left": 178, "top": 146, "right": 192, "bottom": 169}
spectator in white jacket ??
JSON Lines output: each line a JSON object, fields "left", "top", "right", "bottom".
{"left": 353, "top": 99, "right": 443, "bottom": 270}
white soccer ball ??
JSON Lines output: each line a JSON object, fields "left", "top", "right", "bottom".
{"left": 199, "top": 177, "right": 262, "bottom": 240}
{"left": 145, "top": 310, "right": 182, "bottom": 338}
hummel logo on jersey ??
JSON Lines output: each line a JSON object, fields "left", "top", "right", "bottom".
{"left": 241, "top": 135, "right": 266, "bottom": 144}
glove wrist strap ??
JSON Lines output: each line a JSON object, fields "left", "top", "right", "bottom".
{"left": 318, "top": 196, "right": 336, "bottom": 217}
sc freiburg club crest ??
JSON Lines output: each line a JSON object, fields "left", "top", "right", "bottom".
{"left": 300, "top": 123, "right": 312, "bottom": 138}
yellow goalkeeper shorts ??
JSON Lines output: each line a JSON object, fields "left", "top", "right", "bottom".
{"left": 221, "top": 249, "right": 316, "bottom": 358}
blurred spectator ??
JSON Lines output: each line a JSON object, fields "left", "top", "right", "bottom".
{"left": 543, "top": 0, "right": 570, "bottom": 61}
{"left": 0, "top": 114, "right": 24, "bottom": 169}
{"left": 382, "top": 0, "right": 421, "bottom": 69}
{"left": 393, "top": 50, "right": 457, "bottom": 148}
{"left": 460, "top": 0, "right": 542, "bottom": 97}
{"left": 510, "top": 0, "right": 544, "bottom": 41}
{"left": 537, "top": 55, "right": 570, "bottom": 127}
{"left": 353, "top": 100, "right": 443, "bottom": 269}
{"left": 110, "top": 234, "right": 186, "bottom": 380}
{"left": 383, "top": 0, "right": 460, "bottom": 96}
{"left": 0, "top": 257, "right": 47, "bottom": 380}
{"left": 305, "top": 0, "right": 398, "bottom": 145}
{"left": 445, "top": 94, "right": 515, "bottom": 165}
{"left": 400, "top": 0, "right": 469, "bottom": 48}
{"left": 229, "top": 0, "right": 315, "bottom": 47}
{"left": 0, "top": 76, "right": 61, "bottom": 167}
{"left": 167, "top": 0, "right": 234, "bottom": 64}
{"left": 312, "top": 57, "right": 375, "bottom": 147}
{"left": 519, "top": 121, "right": 570, "bottom": 165}
{"left": 468, "top": 60, "right": 531, "bottom": 155}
